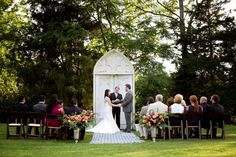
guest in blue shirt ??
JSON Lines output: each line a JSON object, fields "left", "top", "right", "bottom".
{"left": 199, "top": 96, "right": 209, "bottom": 113}
{"left": 33, "top": 95, "right": 47, "bottom": 113}
{"left": 65, "top": 97, "right": 83, "bottom": 140}
{"left": 65, "top": 97, "right": 82, "bottom": 115}
{"left": 199, "top": 96, "right": 210, "bottom": 129}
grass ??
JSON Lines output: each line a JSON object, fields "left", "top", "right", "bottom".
{"left": 0, "top": 124, "right": 236, "bottom": 157}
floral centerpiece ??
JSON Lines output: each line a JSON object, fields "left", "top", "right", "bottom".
{"left": 63, "top": 110, "right": 95, "bottom": 130}
{"left": 140, "top": 112, "right": 167, "bottom": 128}
{"left": 140, "top": 112, "right": 168, "bottom": 141}
{"left": 63, "top": 110, "right": 95, "bottom": 143}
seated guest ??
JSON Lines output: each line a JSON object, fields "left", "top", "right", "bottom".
{"left": 186, "top": 95, "right": 203, "bottom": 137}
{"left": 140, "top": 97, "right": 154, "bottom": 116}
{"left": 45, "top": 94, "right": 64, "bottom": 127}
{"left": 167, "top": 97, "right": 174, "bottom": 113}
{"left": 33, "top": 95, "right": 47, "bottom": 113}
{"left": 199, "top": 96, "right": 209, "bottom": 113}
{"left": 65, "top": 97, "right": 82, "bottom": 115}
{"left": 209, "top": 94, "right": 224, "bottom": 138}
{"left": 200, "top": 96, "right": 210, "bottom": 129}
{"left": 65, "top": 97, "right": 82, "bottom": 139}
{"left": 15, "top": 96, "right": 28, "bottom": 112}
{"left": 32, "top": 95, "right": 47, "bottom": 135}
{"left": 169, "top": 94, "right": 185, "bottom": 114}
{"left": 15, "top": 96, "right": 28, "bottom": 134}
{"left": 139, "top": 97, "right": 154, "bottom": 138}
{"left": 147, "top": 94, "right": 168, "bottom": 114}
{"left": 181, "top": 100, "right": 187, "bottom": 107}
{"left": 177, "top": 94, "right": 187, "bottom": 107}
{"left": 187, "top": 95, "right": 203, "bottom": 114}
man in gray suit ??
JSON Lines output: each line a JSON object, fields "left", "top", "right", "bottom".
{"left": 118, "top": 84, "right": 133, "bottom": 133}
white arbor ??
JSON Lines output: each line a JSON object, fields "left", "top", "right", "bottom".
{"left": 93, "top": 49, "right": 135, "bottom": 129}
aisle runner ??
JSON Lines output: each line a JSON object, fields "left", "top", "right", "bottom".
{"left": 90, "top": 132, "right": 143, "bottom": 144}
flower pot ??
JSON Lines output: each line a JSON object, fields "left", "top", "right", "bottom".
{"left": 151, "top": 127, "right": 157, "bottom": 142}
{"left": 73, "top": 128, "right": 80, "bottom": 144}
{"left": 143, "top": 127, "right": 148, "bottom": 140}
{"left": 139, "top": 126, "right": 144, "bottom": 137}
{"left": 135, "top": 124, "right": 140, "bottom": 131}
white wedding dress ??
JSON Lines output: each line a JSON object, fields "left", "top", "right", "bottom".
{"left": 88, "top": 101, "right": 120, "bottom": 134}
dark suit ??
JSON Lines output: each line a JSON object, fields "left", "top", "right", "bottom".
{"left": 208, "top": 103, "right": 224, "bottom": 138}
{"left": 65, "top": 106, "right": 82, "bottom": 115}
{"left": 15, "top": 103, "right": 28, "bottom": 112}
{"left": 33, "top": 102, "right": 47, "bottom": 113}
{"left": 121, "top": 91, "right": 133, "bottom": 132}
{"left": 110, "top": 92, "right": 123, "bottom": 128}
{"left": 15, "top": 103, "right": 28, "bottom": 134}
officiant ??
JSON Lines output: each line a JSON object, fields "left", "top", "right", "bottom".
{"left": 110, "top": 86, "right": 123, "bottom": 129}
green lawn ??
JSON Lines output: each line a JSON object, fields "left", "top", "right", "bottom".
{"left": 0, "top": 124, "right": 236, "bottom": 157}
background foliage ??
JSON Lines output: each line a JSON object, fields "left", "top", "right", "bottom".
{"left": 0, "top": 0, "right": 236, "bottom": 118}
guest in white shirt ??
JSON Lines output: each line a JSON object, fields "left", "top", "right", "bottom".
{"left": 170, "top": 94, "right": 185, "bottom": 114}
{"left": 147, "top": 94, "right": 168, "bottom": 114}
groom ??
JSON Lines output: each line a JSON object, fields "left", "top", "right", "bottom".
{"left": 118, "top": 84, "right": 133, "bottom": 133}
{"left": 110, "top": 86, "right": 123, "bottom": 128}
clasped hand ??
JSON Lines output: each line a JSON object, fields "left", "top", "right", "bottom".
{"left": 113, "top": 104, "right": 121, "bottom": 107}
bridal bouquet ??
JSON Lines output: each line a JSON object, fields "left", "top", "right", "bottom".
{"left": 140, "top": 112, "right": 168, "bottom": 129}
{"left": 63, "top": 110, "right": 95, "bottom": 130}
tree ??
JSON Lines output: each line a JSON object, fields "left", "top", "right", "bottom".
{"left": 14, "top": 0, "right": 109, "bottom": 107}
{"left": 10, "top": 0, "right": 175, "bottom": 108}
{"left": 175, "top": 0, "right": 236, "bottom": 112}
{"left": 0, "top": 0, "right": 28, "bottom": 107}
{"left": 135, "top": 58, "right": 174, "bottom": 110}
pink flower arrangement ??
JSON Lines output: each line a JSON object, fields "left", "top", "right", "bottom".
{"left": 63, "top": 110, "right": 95, "bottom": 129}
{"left": 140, "top": 112, "right": 167, "bottom": 128}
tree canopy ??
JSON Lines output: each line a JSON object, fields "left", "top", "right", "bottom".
{"left": 0, "top": 0, "right": 236, "bottom": 116}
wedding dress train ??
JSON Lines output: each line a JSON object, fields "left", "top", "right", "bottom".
{"left": 88, "top": 101, "right": 120, "bottom": 134}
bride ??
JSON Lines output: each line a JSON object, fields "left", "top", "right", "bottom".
{"left": 88, "top": 89, "right": 120, "bottom": 134}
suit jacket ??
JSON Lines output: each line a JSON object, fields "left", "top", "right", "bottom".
{"left": 33, "top": 102, "right": 47, "bottom": 113}
{"left": 110, "top": 93, "right": 123, "bottom": 105}
{"left": 15, "top": 103, "right": 28, "bottom": 112}
{"left": 208, "top": 103, "right": 224, "bottom": 115}
{"left": 121, "top": 91, "right": 133, "bottom": 112}
{"left": 65, "top": 106, "right": 82, "bottom": 115}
